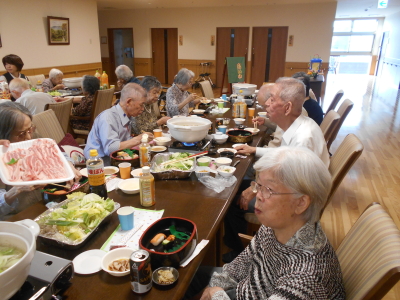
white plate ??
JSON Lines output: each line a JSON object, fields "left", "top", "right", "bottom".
{"left": 151, "top": 146, "right": 167, "bottom": 152}
{"left": 73, "top": 249, "right": 106, "bottom": 275}
{"left": 0, "top": 138, "right": 74, "bottom": 186}
{"left": 217, "top": 148, "right": 237, "bottom": 154}
{"left": 80, "top": 166, "right": 119, "bottom": 177}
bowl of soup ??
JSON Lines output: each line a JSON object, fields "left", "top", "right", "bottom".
{"left": 0, "top": 220, "right": 39, "bottom": 300}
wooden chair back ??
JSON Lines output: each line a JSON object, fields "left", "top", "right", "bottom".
{"left": 44, "top": 97, "right": 73, "bottom": 134}
{"left": 327, "top": 99, "right": 354, "bottom": 151}
{"left": 336, "top": 203, "right": 400, "bottom": 300}
{"left": 32, "top": 109, "right": 65, "bottom": 143}
{"left": 27, "top": 74, "right": 46, "bottom": 87}
{"left": 320, "top": 110, "right": 340, "bottom": 143}
{"left": 328, "top": 133, "right": 363, "bottom": 202}
{"left": 199, "top": 80, "right": 214, "bottom": 99}
{"left": 326, "top": 89, "right": 344, "bottom": 113}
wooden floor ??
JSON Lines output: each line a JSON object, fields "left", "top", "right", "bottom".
{"left": 320, "top": 74, "right": 400, "bottom": 299}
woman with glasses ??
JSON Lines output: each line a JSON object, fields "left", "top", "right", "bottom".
{"left": 186, "top": 146, "right": 345, "bottom": 300}
{"left": 166, "top": 68, "right": 200, "bottom": 117}
{"left": 131, "top": 76, "right": 170, "bottom": 135}
{"left": 0, "top": 102, "right": 81, "bottom": 220}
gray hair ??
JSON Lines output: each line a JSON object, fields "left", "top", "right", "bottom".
{"left": 140, "top": 76, "right": 161, "bottom": 92}
{"left": 254, "top": 146, "right": 331, "bottom": 223}
{"left": 0, "top": 102, "right": 32, "bottom": 140}
{"left": 275, "top": 77, "right": 306, "bottom": 106}
{"left": 174, "top": 68, "right": 194, "bottom": 85}
{"left": 82, "top": 75, "right": 100, "bottom": 96}
{"left": 9, "top": 78, "right": 30, "bottom": 93}
{"left": 120, "top": 83, "right": 146, "bottom": 103}
{"left": 115, "top": 65, "right": 133, "bottom": 82}
{"left": 49, "top": 68, "right": 63, "bottom": 79}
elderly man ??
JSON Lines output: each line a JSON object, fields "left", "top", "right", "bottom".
{"left": 115, "top": 65, "right": 140, "bottom": 89}
{"left": 84, "top": 83, "right": 153, "bottom": 165}
{"left": 9, "top": 78, "right": 55, "bottom": 115}
{"left": 223, "top": 77, "right": 329, "bottom": 263}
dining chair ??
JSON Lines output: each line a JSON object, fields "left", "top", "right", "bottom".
{"left": 336, "top": 202, "right": 400, "bottom": 300}
{"left": 199, "top": 80, "right": 214, "bottom": 99}
{"left": 320, "top": 110, "right": 340, "bottom": 143}
{"left": 32, "top": 109, "right": 65, "bottom": 143}
{"left": 70, "top": 88, "right": 115, "bottom": 140}
{"left": 44, "top": 97, "right": 73, "bottom": 134}
{"left": 327, "top": 99, "right": 354, "bottom": 151}
{"left": 327, "top": 133, "right": 363, "bottom": 203}
{"left": 27, "top": 74, "right": 46, "bottom": 88}
{"left": 325, "top": 89, "right": 344, "bottom": 114}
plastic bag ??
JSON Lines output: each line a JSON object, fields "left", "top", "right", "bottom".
{"left": 199, "top": 175, "right": 237, "bottom": 193}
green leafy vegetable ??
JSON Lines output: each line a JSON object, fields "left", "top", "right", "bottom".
{"left": 155, "top": 152, "right": 194, "bottom": 171}
{"left": 0, "top": 246, "right": 24, "bottom": 273}
{"left": 6, "top": 158, "right": 19, "bottom": 165}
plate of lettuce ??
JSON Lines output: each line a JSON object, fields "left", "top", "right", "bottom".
{"left": 35, "top": 192, "right": 120, "bottom": 249}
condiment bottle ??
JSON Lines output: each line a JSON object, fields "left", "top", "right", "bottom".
{"left": 36, "top": 80, "right": 43, "bottom": 92}
{"left": 95, "top": 69, "right": 101, "bottom": 81}
{"left": 139, "top": 166, "right": 155, "bottom": 207}
{"left": 239, "top": 91, "right": 247, "bottom": 118}
{"left": 86, "top": 149, "right": 108, "bottom": 199}
{"left": 139, "top": 134, "right": 151, "bottom": 167}
{"left": 101, "top": 71, "right": 109, "bottom": 89}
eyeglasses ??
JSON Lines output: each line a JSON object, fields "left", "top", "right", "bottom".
{"left": 251, "top": 181, "right": 300, "bottom": 200}
{"left": 14, "top": 124, "right": 36, "bottom": 140}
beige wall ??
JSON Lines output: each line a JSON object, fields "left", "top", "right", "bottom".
{"left": 383, "top": 11, "right": 400, "bottom": 61}
{"left": 0, "top": 0, "right": 101, "bottom": 72}
{"left": 98, "top": 2, "right": 337, "bottom": 63}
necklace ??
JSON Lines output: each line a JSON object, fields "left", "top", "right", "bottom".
{"left": 144, "top": 104, "right": 152, "bottom": 114}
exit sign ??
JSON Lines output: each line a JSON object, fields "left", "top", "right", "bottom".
{"left": 378, "top": 0, "right": 388, "bottom": 8}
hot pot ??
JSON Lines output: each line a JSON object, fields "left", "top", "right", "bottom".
{"left": 227, "top": 129, "right": 253, "bottom": 144}
{"left": 139, "top": 217, "right": 197, "bottom": 269}
{"left": 0, "top": 219, "right": 39, "bottom": 300}
{"left": 232, "top": 83, "right": 257, "bottom": 96}
{"left": 167, "top": 117, "right": 211, "bottom": 143}
{"left": 62, "top": 77, "right": 83, "bottom": 89}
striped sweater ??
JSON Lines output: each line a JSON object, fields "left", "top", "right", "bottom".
{"left": 210, "top": 222, "right": 345, "bottom": 299}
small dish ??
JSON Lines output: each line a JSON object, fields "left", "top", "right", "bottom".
{"left": 258, "top": 112, "right": 267, "bottom": 117}
{"left": 101, "top": 247, "right": 135, "bottom": 277}
{"left": 151, "top": 146, "right": 167, "bottom": 152}
{"left": 217, "top": 148, "right": 237, "bottom": 154}
{"left": 200, "top": 99, "right": 211, "bottom": 104}
{"left": 217, "top": 166, "right": 236, "bottom": 178}
{"left": 195, "top": 166, "right": 211, "bottom": 179}
{"left": 118, "top": 178, "right": 140, "bottom": 194}
{"left": 73, "top": 249, "right": 107, "bottom": 275}
{"left": 79, "top": 166, "right": 119, "bottom": 177}
{"left": 212, "top": 133, "right": 228, "bottom": 144}
{"left": 233, "top": 118, "right": 245, "bottom": 125}
{"left": 154, "top": 137, "right": 171, "bottom": 146}
{"left": 197, "top": 157, "right": 211, "bottom": 167}
{"left": 245, "top": 127, "right": 260, "bottom": 135}
{"left": 152, "top": 266, "right": 179, "bottom": 289}
{"left": 131, "top": 168, "right": 143, "bottom": 178}
{"left": 214, "top": 157, "right": 232, "bottom": 167}
{"left": 192, "top": 109, "right": 205, "bottom": 114}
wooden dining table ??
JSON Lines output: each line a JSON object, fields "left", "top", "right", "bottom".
{"left": 8, "top": 103, "right": 266, "bottom": 300}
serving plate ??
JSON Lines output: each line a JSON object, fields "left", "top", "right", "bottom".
{"left": 35, "top": 198, "right": 120, "bottom": 249}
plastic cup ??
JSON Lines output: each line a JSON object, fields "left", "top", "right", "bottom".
{"left": 197, "top": 156, "right": 211, "bottom": 166}
{"left": 222, "top": 94, "right": 227, "bottom": 100}
{"left": 119, "top": 162, "right": 131, "bottom": 179}
{"left": 153, "top": 129, "right": 162, "bottom": 138}
{"left": 117, "top": 206, "right": 134, "bottom": 231}
{"left": 248, "top": 108, "right": 255, "bottom": 117}
{"left": 218, "top": 102, "right": 224, "bottom": 109}
{"left": 218, "top": 125, "right": 227, "bottom": 134}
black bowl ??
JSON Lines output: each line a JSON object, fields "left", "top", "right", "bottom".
{"left": 220, "top": 151, "right": 235, "bottom": 159}
{"left": 139, "top": 217, "right": 197, "bottom": 270}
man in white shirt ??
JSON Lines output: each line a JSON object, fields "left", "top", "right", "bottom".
{"left": 223, "top": 77, "right": 329, "bottom": 263}
{"left": 9, "top": 78, "right": 55, "bottom": 115}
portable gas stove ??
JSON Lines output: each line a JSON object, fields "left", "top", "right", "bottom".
{"left": 169, "top": 138, "right": 213, "bottom": 154}
{"left": 10, "top": 251, "right": 73, "bottom": 300}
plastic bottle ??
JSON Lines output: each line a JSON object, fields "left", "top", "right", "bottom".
{"left": 95, "top": 69, "right": 101, "bottom": 81}
{"left": 86, "top": 149, "right": 108, "bottom": 199}
{"left": 139, "top": 134, "right": 151, "bottom": 167}
{"left": 36, "top": 80, "right": 43, "bottom": 92}
{"left": 101, "top": 71, "right": 109, "bottom": 89}
{"left": 239, "top": 91, "right": 247, "bottom": 119}
{"left": 139, "top": 166, "right": 155, "bottom": 207}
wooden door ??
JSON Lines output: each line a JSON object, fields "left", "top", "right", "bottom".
{"left": 250, "top": 27, "right": 288, "bottom": 88}
{"left": 216, "top": 27, "right": 250, "bottom": 88}
{"left": 151, "top": 28, "right": 178, "bottom": 85}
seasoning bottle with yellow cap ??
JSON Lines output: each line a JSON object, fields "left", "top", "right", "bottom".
{"left": 86, "top": 149, "right": 108, "bottom": 198}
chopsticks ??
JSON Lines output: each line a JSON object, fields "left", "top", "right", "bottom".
{"left": 253, "top": 117, "right": 257, "bottom": 129}
{"left": 159, "top": 151, "right": 208, "bottom": 166}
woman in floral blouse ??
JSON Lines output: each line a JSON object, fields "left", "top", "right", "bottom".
{"left": 70, "top": 75, "right": 99, "bottom": 130}
{"left": 166, "top": 68, "right": 200, "bottom": 117}
{"left": 131, "top": 76, "right": 170, "bottom": 135}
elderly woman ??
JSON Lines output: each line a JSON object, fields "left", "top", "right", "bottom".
{"left": 186, "top": 146, "right": 345, "bottom": 300}
{"left": 131, "top": 76, "right": 170, "bottom": 135}
{"left": 115, "top": 65, "right": 140, "bottom": 88}
{"left": 0, "top": 102, "right": 81, "bottom": 220}
{"left": 70, "top": 75, "right": 100, "bottom": 130}
{"left": 166, "top": 68, "right": 200, "bottom": 117}
{"left": 42, "top": 68, "right": 65, "bottom": 93}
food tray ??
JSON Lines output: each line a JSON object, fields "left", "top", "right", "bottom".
{"left": 0, "top": 138, "right": 75, "bottom": 186}
{"left": 35, "top": 198, "right": 120, "bottom": 249}
{"left": 150, "top": 153, "right": 195, "bottom": 180}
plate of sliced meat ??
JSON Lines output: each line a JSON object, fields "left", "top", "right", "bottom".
{"left": 0, "top": 138, "right": 75, "bottom": 186}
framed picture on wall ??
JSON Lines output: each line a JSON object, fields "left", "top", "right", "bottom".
{"left": 47, "top": 16, "right": 70, "bottom": 45}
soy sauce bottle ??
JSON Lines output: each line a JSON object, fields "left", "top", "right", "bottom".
{"left": 86, "top": 149, "right": 108, "bottom": 199}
